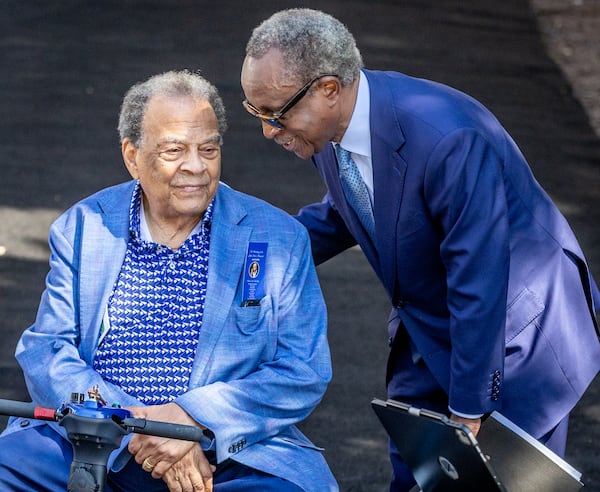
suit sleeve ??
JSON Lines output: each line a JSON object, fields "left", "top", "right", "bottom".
{"left": 15, "top": 214, "right": 142, "bottom": 409}
{"left": 295, "top": 192, "right": 357, "bottom": 265}
{"left": 425, "top": 128, "right": 510, "bottom": 416}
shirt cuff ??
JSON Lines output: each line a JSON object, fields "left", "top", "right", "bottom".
{"left": 448, "top": 406, "right": 484, "bottom": 419}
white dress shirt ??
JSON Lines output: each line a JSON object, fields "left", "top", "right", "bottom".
{"left": 336, "top": 71, "right": 374, "bottom": 201}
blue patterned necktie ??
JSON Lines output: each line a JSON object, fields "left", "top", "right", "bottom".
{"left": 336, "top": 145, "right": 376, "bottom": 239}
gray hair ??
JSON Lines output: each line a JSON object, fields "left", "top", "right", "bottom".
{"left": 245, "top": 8, "right": 363, "bottom": 86}
{"left": 118, "top": 70, "right": 227, "bottom": 146}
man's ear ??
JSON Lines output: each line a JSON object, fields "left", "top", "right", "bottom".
{"left": 122, "top": 138, "right": 139, "bottom": 179}
{"left": 320, "top": 77, "right": 341, "bottom": 106}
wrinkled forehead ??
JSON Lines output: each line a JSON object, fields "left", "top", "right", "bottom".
{"left": 145, "top": 94, "right": 213, "bottom": 117}
{"left": 242, "top": 49, "right": 300, "bottom": 92}
{"left": 241, "top": 51, "right": 303, "bottom": 112}
{"left": 141, "top": 95, "right": 219, "bottom": 142}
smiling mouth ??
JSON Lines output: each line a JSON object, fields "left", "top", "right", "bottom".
{"left": 175, "top": 183, "right": 207, "bottom": 192}
{"left": 277, "top": 136, "right": 294, "bottom": 150}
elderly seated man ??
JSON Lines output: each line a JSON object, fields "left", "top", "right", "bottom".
{"left": 0, "top": 70, "right": 337, "bottom": 492}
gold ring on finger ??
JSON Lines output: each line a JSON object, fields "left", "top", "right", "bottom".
{"left": 142, "top": 458, "right": 155, "bottom": 472}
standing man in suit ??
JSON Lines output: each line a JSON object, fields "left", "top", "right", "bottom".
{"left": 0, "top": 70, "right": 337, "bottom": 492}
{"left": 240, "top": 8, "right": 600, "bottom": 491}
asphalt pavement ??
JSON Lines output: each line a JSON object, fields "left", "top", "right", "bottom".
{"left": 1, "top": 1, "right": 599, "bottom": 490}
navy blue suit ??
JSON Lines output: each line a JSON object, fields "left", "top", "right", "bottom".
{"left": 297, "top": 69, "right": 600, "bottom": 442}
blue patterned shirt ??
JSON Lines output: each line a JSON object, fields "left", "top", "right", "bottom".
{"left": 93, "top": 183, "right": 213, "bottom": 405}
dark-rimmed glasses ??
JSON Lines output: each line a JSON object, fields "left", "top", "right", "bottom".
{"left": 242, "top": 74, "right": 337, "bottom": 129}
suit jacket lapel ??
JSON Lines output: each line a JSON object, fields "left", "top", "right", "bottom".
{"left": 79, "top": 182, "right": 133, "bottom": 363}
{"left": 188, "top": 185, "right": 250, "bottom": 387}
{"left": 366, "top": 70, "right": 408, "bottom": 299}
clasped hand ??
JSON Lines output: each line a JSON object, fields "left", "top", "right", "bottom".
{"left": 127, "top": 402, "right": 216, "bottom": 492}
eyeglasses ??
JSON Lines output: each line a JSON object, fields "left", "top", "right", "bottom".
{"left": 242, "top": 74, "right": 337, "bottom": 129}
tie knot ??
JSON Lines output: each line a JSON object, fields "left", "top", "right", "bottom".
{"left": 335, "top": 145, "right": 353, "bottom": 169}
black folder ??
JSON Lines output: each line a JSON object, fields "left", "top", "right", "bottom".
{"left": 371, "top": 398, "right": 583, "bottom": 492}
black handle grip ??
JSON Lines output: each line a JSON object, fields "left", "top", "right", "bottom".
{"left": 0, "top": 399, "right": 57, "bottom": 421}
{"left": 0, "top": 399, "right": 37, "bottom": 418}
{"left": 121, "top": 417, "right": 205, "bottom": 442}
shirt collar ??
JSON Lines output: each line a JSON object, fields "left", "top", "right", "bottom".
{"left": 337, "top": 71, "right": 371, "bottom": 159}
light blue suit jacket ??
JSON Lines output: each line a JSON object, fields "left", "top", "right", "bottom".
{"left": 298, "top": 69, "right": 600, "bottom": 439}
{"left": 7, "top": 180, "right": 337, "bottom": 491}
